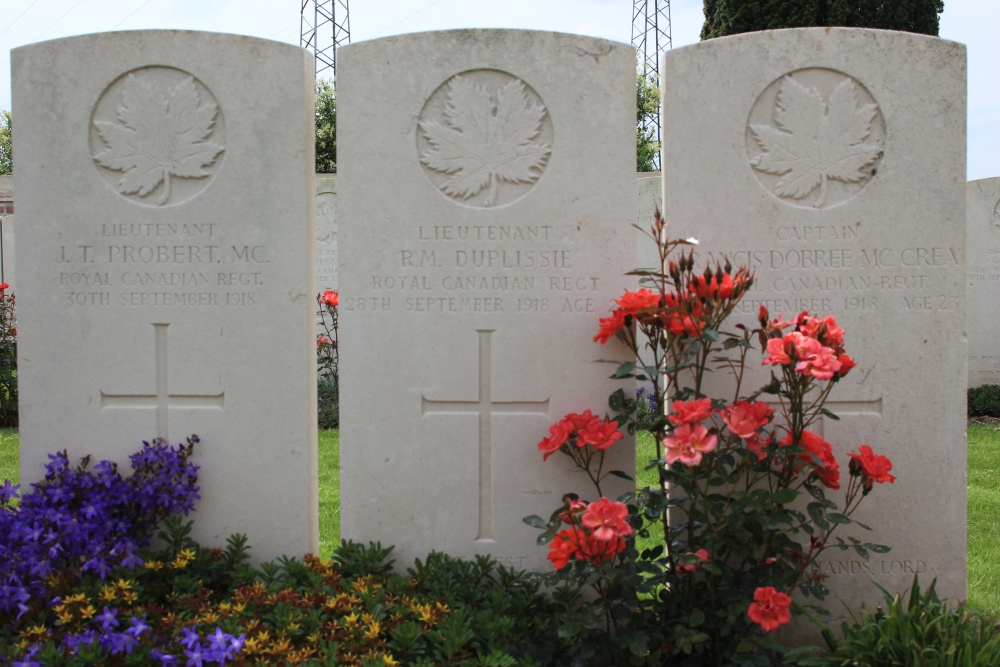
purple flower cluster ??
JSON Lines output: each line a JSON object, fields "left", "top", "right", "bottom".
{"left": 0, "top": 437, "right": 200, "bottom": 620}
{"left": 12, "top": 615, "right": 244, "bottom": 666}
{"left": 162, "top": 625, "right": 246, "bottom": 666}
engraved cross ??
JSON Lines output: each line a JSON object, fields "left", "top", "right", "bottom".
{"left": 100, "top": 323, "right": 225, "bottom": 440}
{"left": 762, "top": 396, "right": 882, "bottom": 439}
{"left": 421, "top": 329, "right": 549, "bottom": 543}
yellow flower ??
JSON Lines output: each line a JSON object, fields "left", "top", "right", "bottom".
{"left": 99, "top": 585, "right": 116, "bottom": 602}
{"left": 56, "top": 608, "right": 73, "bottom": 625}
{"left": 121, "top": 590, "right": 137, "bottom": 604}
{"left": 343, "top": 612, "right": 360, "bottom": 627}
{"left": 65, "top": 593, "right": 88, "bottom": 605}
{"left": 233, "top": 602, "right": 246, "bottom": 614}
{"left": 364, "top": 620, "right": 381, "bottom": 640}
{"left": 144, "top": 560, "right": 164, "bottom": 570}
{"left": 79, "top": 604, "right": 96, "bottom": 620}
{"left": 243, "top": 636, "right": 262, "bottom": 655}
{"left": 171, "top": 548, "right": 196, "bottom": 569}
{"left": 113, "top": 578, "right": 133, "bottom": 591}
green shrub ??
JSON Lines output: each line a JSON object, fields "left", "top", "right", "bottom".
{"left": 317, "top": 290, "right": 339, "bottom": 429}
{"left": 0, "top": 291, "right": 16, "bottom": 427}
{"left": 786, "top": 576, "right": 1000, "bottom": 667}
{"left": 968, "top": 384, "right": 1000, "bottom": 418}
{"left": 3, "top": 517, "right": 566, "bottom": 666}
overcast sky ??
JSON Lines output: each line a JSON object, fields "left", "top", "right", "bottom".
{"left": 0, "top": 0, "right": 994, "bottom": 179}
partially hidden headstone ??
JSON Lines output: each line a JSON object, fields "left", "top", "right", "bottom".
{"left": 13, "top": 31, "right": 318, "bottom": 562}
{"left": 1, "top": 216, "right": 14, "bottom": 292}
{"left": 661, "top": 28, "right": 966, "bottom": 628}
{"left": 967, "top": 177, "right": 1000, "bottom": 388}
{"left": 338, "top": 30, "right": 636, "bottom": 570}
{"left": 315, "top": 175, "right": 338, "bottom": 292}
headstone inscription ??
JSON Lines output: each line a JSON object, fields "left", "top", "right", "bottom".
{"left": 338, "top": 30, "right": 636, "bottom": 570}
{"left": 311, "top": 173, "right": 662, "bottom": 296}
{"left": 13, "top": 31, "right": 318, "bottom": 562}
{"left": 660, "top": 28, "right": 966, "bottom": 627}
{"left": 316, "top": 175, "right": 338, "bottom": 292}
{"left": 967, "top": 177, "right": 1000, "bottom": 388}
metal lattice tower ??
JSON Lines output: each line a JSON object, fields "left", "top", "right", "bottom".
{"left": 301, "top": 0, "right": 351, "bottom": 80}
{"left": 632, "top": 0, "right": 671, "bottom": 171}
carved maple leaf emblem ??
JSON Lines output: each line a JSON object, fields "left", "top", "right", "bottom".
{"left": 93, "top": 74, "right": 224, "bottom": 205}
{"left": 419, "top": 76, "right": 551, "bottom": 207}
{"left": 750, "top": 76, "right": 882, "bottom": 208}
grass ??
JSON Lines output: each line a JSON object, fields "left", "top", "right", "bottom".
{"left": 317, "top": 428, "right": 340, "bottom": 560}
{"left": 0, "top": 426, "right": 997, "bottom": 616}
{"left": 0, "top": 427, "right": 16, "bottom": 488}
{"left": 968, "top": 423, "right": 1000, "bottom": 615}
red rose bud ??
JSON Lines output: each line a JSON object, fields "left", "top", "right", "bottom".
{"left": 758, "top": 304, "right": 769, "bottom": 326}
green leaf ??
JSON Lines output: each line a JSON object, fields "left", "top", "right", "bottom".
{"left": 523, "top": 515, "right": 547, "bottom": 529}
{"left": 613, "top": 362, "right": 636, "bottom": 378}
{"left": 609, "top": 388, "right": 625, "bottom": 411}
{"left": 805, "top": 483, "right": 826, "bottom": 501}
{"left": 536, "top": 532, "right": 553, "bottom": 546}
{"left": 828, "top": 513, "right": 851, "bottom": 524}
{"left": 688, "top": 610, "right": 705, "bottom": 627}
{"left": 863, "top": 542, "right": 891, "bottom": 554}
{"left": 852, "top": 544, "right": 870, "bottom": 559}
{"left": 807, "top": 502, "right": 830, "bottom": 530}
{"left": 609, "top": 470, "right": 635, "bottom": 482}
{"left": 771, "top": 488, "right": 798, "bottom": 504}
{"left": 819, "top": 407, "right": 840, "bottom": 421}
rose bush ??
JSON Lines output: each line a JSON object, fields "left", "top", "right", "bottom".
{"left": 316, "top": 290, "right": 340, "bottom": 429}
{"left": 525, "top": 209, "right": 896, "bottom": 666}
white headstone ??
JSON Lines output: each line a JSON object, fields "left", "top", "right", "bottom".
{"left": 661, "top": 28, "right": 966, "bottom": 628}
{"left": 315, "top": 175, "right": 338, "bottom": 292}
{"left": 338, "top": 30, "right": 636, "bottom": 570}
{"left": 967, "top": 177, "right": 1000, "bottom": 388}
{"left": 1, "top": 216, "right": 14, "bottom": 292}
{"left": 13, "top": 31, "right": 318, "bottom": 562}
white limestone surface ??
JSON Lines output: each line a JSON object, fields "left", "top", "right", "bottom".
{"left": 316, "top": 175, "right": 338, "bottom": 292}
{"left": 967, "top": 177, "right": 1000, "bottom": 388}
{"left": 12, "top": 31, "right": 318, "bottom": 562}
{"left": 338, "top": 30, "right": 636, "bottom": 570}
{"left": 661, "top": 28, "right": 966, "bottom": 630}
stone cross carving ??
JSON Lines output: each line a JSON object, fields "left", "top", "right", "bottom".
{"left": 421, "top": 329, "right": 549, "bottom": 542}
{"left": 762, "top": 396, "right": 883, "bottom": 439}
{"left": 100, "top": 323, "right": 225, "bottom": 439}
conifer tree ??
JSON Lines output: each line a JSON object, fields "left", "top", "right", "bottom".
{"left": 701, "top": 0, "right": 944, "bottom": 40}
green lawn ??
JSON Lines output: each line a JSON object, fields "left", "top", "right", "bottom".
{"left": 317, "top": 429, "right": 340, "bottom": 560}
{"left": 1, "top": 426, "right": 998, "bottom": 616}
{"left": 968, "top": 423, "right": 1000, "bottom": 615}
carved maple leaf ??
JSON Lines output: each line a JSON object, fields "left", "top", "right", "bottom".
{"left": 94, "top": 74, "right": 224, "bottom": 205}
{"left": 419, "top": 76, "right": 550, "bottom": 207}
{"left": 750, "top": 76, "right": 882, "bottom": 208}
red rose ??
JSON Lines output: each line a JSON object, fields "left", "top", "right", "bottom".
{"left": 320, "top": 290, "right": 339, "bottom": 307}
{"left": 594, "top": 309, "right": 627, "bottom": 344}
{"left": 781, "top": 430, "right": 840, "bottom": 490}
{"left": 721, "top": 401, "right": 774, "bottom": 439}
{"left": 747, "top": 586, "right": 792, "bottom": 632}
{"left": 581, "top": 498, "right": 633, "bottom": 541}
{"left": 668, "top": 398, "right": 714, "bottom": 425}
{"left": 848, "top": 444, "right": 895, "bottom": 492}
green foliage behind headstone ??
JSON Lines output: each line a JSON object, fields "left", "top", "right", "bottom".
{"left": 701, "top": 0, "right": 944, "bottom": 40}
{"left": 315, "top": 78, "right": 336, "bottom": 174}
{"left": 636, "top": 71, "right": 661, "bottom": 172}
{"left": 0, "top": 110, "right": 11, "bottom": 176}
